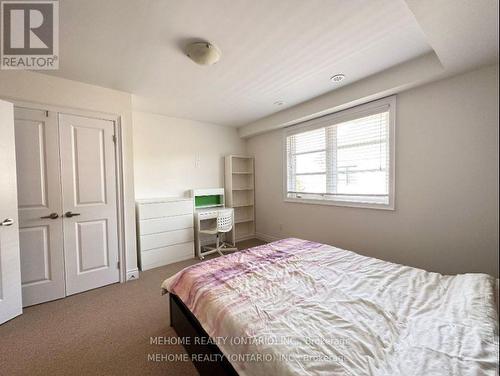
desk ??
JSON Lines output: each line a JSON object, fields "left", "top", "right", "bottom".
{"left": 194, "top": 207, "right": 235, "bottom": 259}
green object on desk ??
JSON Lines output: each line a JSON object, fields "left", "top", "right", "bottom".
{"left": 195, "top": 194, "right": 221, "bottom": 208}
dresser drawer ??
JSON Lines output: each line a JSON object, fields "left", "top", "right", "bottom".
{"left": 138, "top": 200, "right": 193, "bottom": 220}
{"left": 139, "top": 228, "right": 194, "bottom": 251}
{"left": 140, "top": 242, "right": 194, "bottom": 271}
{"left": 139, "top": 214, "right": 193, "bottom": 235}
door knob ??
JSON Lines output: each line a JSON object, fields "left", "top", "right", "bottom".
{"left": 40, "top": 213, "right": 59, "bottom": 219}
{"left": 65, "top": 211, "right": 81, "bottom": 218}
{"left": 0, "top": 218, "right": 14, "bottom": 227}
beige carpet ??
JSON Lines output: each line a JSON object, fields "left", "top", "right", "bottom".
{"left": 0, "top": 239, "right": 265, "bottom": 376}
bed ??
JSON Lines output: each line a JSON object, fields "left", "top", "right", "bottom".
{"left": 162, "top": 238, "right": 499, "bottom": 376}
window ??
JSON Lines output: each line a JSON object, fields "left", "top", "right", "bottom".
{"left": 284, "top": 97, "right": 395, "bottom": 209}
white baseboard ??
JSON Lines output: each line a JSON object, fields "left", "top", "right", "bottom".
{"left": 236, "top": 233, "right": 257, "bottom": 242}
{"left": 126, "top": 268, "right": 140, "bottom": 281}
{"left": 201, "top": 233, "right": 257, "bottom": 245}
{"left": 255, "top": 232, "right": 282, "bottom": 243}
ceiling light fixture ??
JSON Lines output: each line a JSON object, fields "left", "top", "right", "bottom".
{"left": 185, "top": 42, "right": 221, "bottom": 65}
{"left": 330, "top": 74, "right": 345, "bottom": 83}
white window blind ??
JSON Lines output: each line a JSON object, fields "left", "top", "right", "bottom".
{"left": 285, "top": 98, "right": 395, "bottom": 208}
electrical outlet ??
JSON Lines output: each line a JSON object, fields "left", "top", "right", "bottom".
{"left": 126, "top": 270, "right": 139, "bottom": 281}
{"left": 194, "top": 153, "right": 201, "bottom": 168}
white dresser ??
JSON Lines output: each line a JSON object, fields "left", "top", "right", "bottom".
{"left": 136, "top": 197, "right": 194, "bottom": 270}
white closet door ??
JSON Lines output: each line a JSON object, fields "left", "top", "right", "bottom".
{"left": 0, "top": 100, "right": 23, "bottom": 324}
{"left": 14, "top": 108, "right": 65, "bottom": 307}
{"left": 59, "top": 114, "right": 119, "bottom": 295}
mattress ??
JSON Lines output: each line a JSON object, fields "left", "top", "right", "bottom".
{"left": 162, "top": 238, "right": 499, "bottom": 376}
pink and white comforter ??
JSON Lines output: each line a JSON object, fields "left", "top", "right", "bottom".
{"left": 162, "top": 238, "right": 499, "bottom": 376}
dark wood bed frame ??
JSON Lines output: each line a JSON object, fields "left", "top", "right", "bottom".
{"left": 169, "top": 293, "right": 238, "bottom": 376}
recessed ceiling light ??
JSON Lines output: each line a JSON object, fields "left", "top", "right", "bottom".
{"left": 274, "top": 101, "right": 285, "bottom": 106}
{"left": 330, "top": 74, "right": 345, "bottom": 83}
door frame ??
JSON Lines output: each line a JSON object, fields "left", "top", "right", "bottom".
{"left": 5, "top": 98, "right": 128, "bottom": 284}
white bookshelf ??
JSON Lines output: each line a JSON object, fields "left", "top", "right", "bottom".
{"left": 225, "top": 155, "right": 255, "bottom": 241}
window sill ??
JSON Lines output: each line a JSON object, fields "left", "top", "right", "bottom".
{"left": 283, "top": 197, "right": 395, "bottom": 211}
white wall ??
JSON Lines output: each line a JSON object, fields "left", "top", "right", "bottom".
{"left": 0, "top": 70, "right": 138, "bottom": 275}
{"left": 132, "top": 111, "right": 246, "bottom": 198}
{"left": 247, "top": 64, "right": 499, "bottom": 277}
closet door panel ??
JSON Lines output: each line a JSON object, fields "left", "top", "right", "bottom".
{"left": 14, "top": 108, "right": 65, "bottom": 307}
{"left": 71, "top": 125, "right": 107, "bottom": 205}
{"left": 59, "top": 114, "right": 119, "bottom": 295}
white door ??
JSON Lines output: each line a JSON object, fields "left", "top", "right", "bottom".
{"left": 0, "top": 100, "right": 23, "bottom": 324}
{"left": 59, "top": 114, "right": 119, "bottom": 295}
{"left": 14, "top": 108, "right": 65, "bottom": 307}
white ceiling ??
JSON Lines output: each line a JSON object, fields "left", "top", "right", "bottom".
{"left": 238, "top": 0, "right": 499, "bottom": 136}
{"left": 405, "top": 0, "right": 499, "bottom": 71}
{"left": 45, "top": 0, "right": 434, "bottom": 126}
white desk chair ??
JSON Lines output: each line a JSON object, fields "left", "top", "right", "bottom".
{"left": 199, "top": 210, "right": 238, "bottom": 259}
